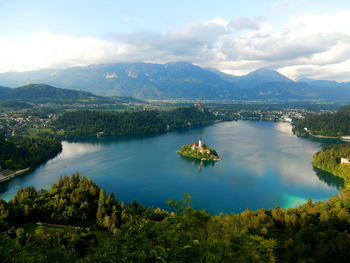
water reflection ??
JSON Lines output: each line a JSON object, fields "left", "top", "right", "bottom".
{"left": 313, "top": 167, "right": 344, "bottom": 189}
{"left": 274, "top": 122, "right": 293, "bottom": 134}
{"left": 179, "top": 155, "right": 216, "bottom": 170}
{"left": 0, "top": 121, "right": 342, "bottom": 213}
{"left": 58, "top": 141, "right": 102, "bottom": 159}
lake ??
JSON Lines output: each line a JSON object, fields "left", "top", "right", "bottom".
{"left": 0, "top": 121, "right": 342, "bottom": 214}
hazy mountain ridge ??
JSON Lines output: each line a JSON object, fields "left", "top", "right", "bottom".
{"left": 0, "top": 86, "right": 11, "bottom": 96}
{"left": 0, "top": 84, "right": 143, "bottom": 104}
{"left": 1, "top": 62, "right": 350, "bottom": 100}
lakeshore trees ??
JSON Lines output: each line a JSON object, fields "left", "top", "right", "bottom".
{"left": 293, "top": 105, "right": 350, "bottom": 137}
{"left": 53, "top": 107, "right": 216, "bottom": 138}
{"left": 0, "top": 134, "right": 61, "bottom": 171}
{"left": 1, "top": 174, "right": 350, "bottom": 262}
{"left": 312, "top": 143, "right": 350, "bottom": 185}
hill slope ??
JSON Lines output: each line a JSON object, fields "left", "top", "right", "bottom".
{"left": 0, "top": 84, "right": 120, "bottom": 104}
{"left": 0, "top": 86, "right": 11, "bottom": 97}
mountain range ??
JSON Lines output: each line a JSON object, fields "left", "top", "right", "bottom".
{"left": 1, "top": 62, "right": 350, "bottom": 101}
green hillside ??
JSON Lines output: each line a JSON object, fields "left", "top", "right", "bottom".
{"left": 0, "top": 84, "right": 114, "bottom": 104}
{"left": 293, "top": 105, "right": 350, "bottom": 137}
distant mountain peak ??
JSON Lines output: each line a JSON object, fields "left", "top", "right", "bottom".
{"left": 297, "top": 77, "right": 314, "bottom": 82}
{"left": 245, "top": 68, "right": 292, "bottom": 82}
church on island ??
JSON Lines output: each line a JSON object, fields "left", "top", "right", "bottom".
{"left": 191, "top": 138, "right": 211, "bottom": 154}
{"left": 177, "top": 138, "right": 221, "bottom": 161}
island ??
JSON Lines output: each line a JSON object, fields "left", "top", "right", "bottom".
{"left": 177, "top": 138, "right": 222, "bottom": 161}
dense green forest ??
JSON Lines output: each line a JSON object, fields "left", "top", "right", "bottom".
{"left": 1, "top": 174, "right": 350, "bottom": 262}
{"left": 0, "top": 84, "right": 115, "bottom": 104}
{"left": 177, "top": 144, "right": 221, "bottom": 161}
{"left": 312, "top": 143, "right": 350, "bottom": 185}
{"left": 0, "top": 135, "right": 61, "bottom": 170}
{"left": 53, "top": 107, "right": 216, "bottom": 138}
{"left": 293, "top": 106, "right": 350, "bottom": 137}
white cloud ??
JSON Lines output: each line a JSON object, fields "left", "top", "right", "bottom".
{"left": 1, "top": 11, "right": 350, "bottom": 81}
{"left": 0, "top": 30, "right": 119, "bottom": 72}
{"left": 218, "top": 11, "right": 350, "bottom": 79}
{"left": 229, "top": 17, "right": 264, "bottom": 31}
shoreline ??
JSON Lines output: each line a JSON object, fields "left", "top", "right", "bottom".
{"left": 176, "top": 151, "right": 222, "bottom": 162}
{"left": 306, "top": 134, "right": 350, "bottom": 141}
{"left": 0, "top": 168, "right": 30, "bottom": 183}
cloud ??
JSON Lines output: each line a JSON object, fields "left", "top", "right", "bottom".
{"left": 0, "top": 30, "right": 119, "bottom": 72}
{"left": 218, "top": 11, "right": 350, "bottom": 79}
{"left": 229, "top": 17, "right": 264, "bottom": 31}
{"left": 1, "top": 11, "right": 350, "bottom": 81}
{"left": 110, "top": 19, "right": 228, "bottom": 65}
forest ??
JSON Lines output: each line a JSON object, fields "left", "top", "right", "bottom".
{"left": 0, "top": 173, "right": 350, "bottom": 262}
{"left": 0, "top": 134, "right": 61, "bottom": 170}
{"left": 53, "top": 106, "right": 216, "bottom": 138}
{"left": 312, "top": 143, "right": 350, "bottom": 185}
{"left": 293, "top": 106, "right": 350, "bottom": 137}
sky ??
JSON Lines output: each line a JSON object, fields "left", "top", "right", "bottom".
{"left": 1, "top": 0, "right": 350, "bottom": 81}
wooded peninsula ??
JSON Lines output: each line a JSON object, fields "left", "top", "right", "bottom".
{"left": 293, "top": 105, "right": 350, "bottom": 138}
{"left": 312, "top": 143, "right": 350, "bottom": 185}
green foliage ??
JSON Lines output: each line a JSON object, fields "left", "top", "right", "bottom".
{"left": 0, "top": 224, "right": 97, "bottom": 263}
{"left": 0, "top": 134, "right": 61, "bottom": 170}
{"left": 312, "top": 143, "right": 350, "bottom": 185}
{"left": 54, "top": 106, "right": 216, "bottom": 138}
{"left": 1, "top": 174, "right": 350, "bottom": 262}
{"left": 294, "top": 106, "right": 350, "bottom": 137}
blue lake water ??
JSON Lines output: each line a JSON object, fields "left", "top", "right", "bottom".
{"left": 0, "top": 121, "right": 342, "bottom": 214}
